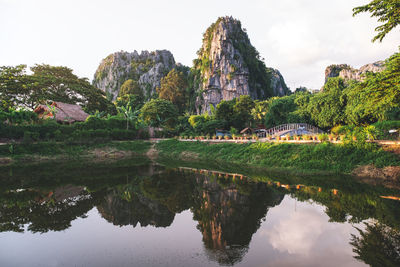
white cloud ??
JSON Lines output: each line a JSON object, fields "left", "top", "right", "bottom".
{"left": 264, "top": 207, "right": 325, "bottom": 255}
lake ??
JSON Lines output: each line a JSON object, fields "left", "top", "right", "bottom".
{"left": 1, "top": 158, "right": 399, "bottom": 267}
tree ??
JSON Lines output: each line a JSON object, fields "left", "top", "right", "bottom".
{"left": 0, "top": 65, "right": 31, "bottom": 110}
{"left": 233, "top": 95, "right": 255, "bottom": 129}
{"left": 31, "top": 64, "right": 115, "bottom": 114}
{"left": 353, "top": 0, "right": 400, "bottom": 42}
{"left": 157, "top": 69, "right": 188, "bottom": 112}
{"left": 0, "top": 64, "right": 115, "bottom": 114}
{"left": 216, "top": 99, "right": 236, "bottom": 129}
{"left": 117, "top": 104, "right": 140, "bottom": 130}
{"left": 345, "top": 50, "right": 400, "bottom": 125}
{"left": 264, "top": 95, "right": 297, "bottom": 128}
{"left": 306, "top": 77, "right": 347, "bottom": 129}
{"left": 140, "top": 99, "right": 178, "bottom": 128}
{"left": 115, "top": 94, "right": 144, "bottom": 112}
{"left": 118, "top": 79, "right": 143, "bottom": 98}
{"left": 251, "top": 100, "right": 270, "bottom": 126}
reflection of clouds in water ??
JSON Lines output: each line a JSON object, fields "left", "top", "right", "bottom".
{"left": 249, "top": 196, "right": 367, "bottom": 267}
{"left": 264, "top": 207, "right": 324, "bottom": 255}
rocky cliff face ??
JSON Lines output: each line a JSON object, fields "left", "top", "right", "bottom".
{"left": 194, "top": 16, "right": 288, "bottom": 113}
{"left": 324, "top": 61, "right": 385, "bottom": 84}
{"left": 93, "top": 50, "right": 175, "bottom": 100}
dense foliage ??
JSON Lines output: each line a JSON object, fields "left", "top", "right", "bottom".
{"left": 353, "top": 0, "right": 400, "bottom": 42}
{"left": 0, "top": 64, "right": 115, "bottom": 114}
{"left": 157, "top": 69, "right": 188, "bottom": 112}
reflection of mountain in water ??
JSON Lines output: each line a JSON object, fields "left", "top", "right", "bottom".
{"left": 191, "top": 174, "right": 284, "bottom": 265}
{"left": 97, "top": 192, "right": 174, "bottom": 228}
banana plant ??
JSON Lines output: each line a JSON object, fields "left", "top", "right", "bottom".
{"left": 117, "top": 104, "right": 140, "bottom": 130}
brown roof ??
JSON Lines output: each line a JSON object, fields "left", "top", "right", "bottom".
{"left": 240, "top": 127, "right": 253, "bottom": 134}
{"left": 34, "top": 101, "right": 89, "bottom": 123}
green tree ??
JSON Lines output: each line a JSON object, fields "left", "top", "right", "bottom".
{"left": 157, "top": 69, "right": 188, "bottom": 112}
{"left": 345, "top": 50, "right": 400, "bottom": 125}
{"left": 31, "top": 64, "right": 115, "bottom": 114}
{"left": 307, "top": 77, "right": 347, "bottom": 129}
{"left": 353, "top": 0, "right": 400, "bottom": 42}
{"left": 115, "top": 94, "right": 144, "bottom": 112}
{"left": 233, "top": 95, "right": 255, "bottom": 128}
{"left": 216, "top": 99, "right": 236, "bottom": 128}
{"left": 0, "top": 65, "right": 32, "bottom": 110}
{"left": 118, "top": 79, "right": 143, "bottom": 97}
{"left": 264, "top": 95, "right": 297, "bottom": 128}
{"left": 251, "top": 100, "right": 270, "bottom": 126}
{"left": 140, "top": 99, "right": 178, "bottom": 128}
{"left": 117, "top": 104, "right": 140, "bottom": 130}
{"left": 0, "top": 64, "right": 115, "bottom": 114}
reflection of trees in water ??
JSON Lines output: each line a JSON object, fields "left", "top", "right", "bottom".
{"left": 0, "top": 185, "right": 103, "bottom": 233}
{"left": 97, "top": 192, "right": 175, "bottom": 228}
{"left": 292, "top": 187, "right": 400, "bottom": 229}
{"left": 3, "top": 162, "right": 400, "bottom": 266}
{"left": 96, "top": 169, "right": 194, "bottom": 227}
{"left": 351, "top": 222, "right": 400, "bottom": 267}
{"left": 191, "top": 175, "right": 284, "bottom": 265}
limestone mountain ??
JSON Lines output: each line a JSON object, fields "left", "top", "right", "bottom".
{"left": 193, "top": 16, "right": 289, "bottom": 113}
{"left": 324, "top": 61, "right": 385, "bottom": 84}
{"left": 93, "top": 50, "right": 175, "bottom": 101}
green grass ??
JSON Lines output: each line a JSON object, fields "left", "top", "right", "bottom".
{"left": 0, "top": 140, "right": 152, "bottom": 160}
{"left": 156, "top": 140, "right": 400, "bottom": 174}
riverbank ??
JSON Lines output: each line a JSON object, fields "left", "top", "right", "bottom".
{"left": 0, "top": 139, "right": 399, "bottom": 181}
{"left": 156, "top": 139, "right": 400, "bottom": 178}
{"left": 0, "top": 141, "right": 152, "bottom": 163}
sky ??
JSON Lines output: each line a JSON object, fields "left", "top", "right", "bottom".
{"left": 1, "top": 0, "right": 399, "bottom": 90}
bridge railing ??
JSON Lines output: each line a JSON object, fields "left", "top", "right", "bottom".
{"left": 257, "top": 123, "right": 324, "bottom": 137}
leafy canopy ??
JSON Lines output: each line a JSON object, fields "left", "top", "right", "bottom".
{"left": 353, "top": 0, "right": 400, "bottom": 42}
{"left": 0, "top": 64, "right": 115, "bottom": 114}
{"left": 140, "top": 98, "right": 178, "bottom": 128}
{"left": 157, "top": 69, "right": 188, "bottom": 113}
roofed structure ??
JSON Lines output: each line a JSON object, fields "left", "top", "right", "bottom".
{"left": 34, "top": 102, "right": 89, "bottom": 123}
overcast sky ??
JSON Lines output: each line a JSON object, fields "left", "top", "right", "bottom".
{"left": 1, "top": 0, "right": 399, "bottom": 90}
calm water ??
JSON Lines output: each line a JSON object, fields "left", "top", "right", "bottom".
{"left": 1, "top": 159, "right": 399, "bottom": 267}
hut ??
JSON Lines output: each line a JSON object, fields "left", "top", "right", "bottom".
{"left": 240, "top": 127, "right": 253, "bottom": 136}
{"left": 34, "top": 102, "right": 89, "bottom": 124}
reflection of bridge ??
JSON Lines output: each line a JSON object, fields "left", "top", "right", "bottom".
{"left": 177, "top": 167, "right": 341, "bottom": 195}
{"left": 178, "top": 167, "right": 248, "bottom": 180}
{"left": 257, "top": 123, "right": 324, "bottom": 138}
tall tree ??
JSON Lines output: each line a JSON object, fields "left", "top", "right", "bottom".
{"left": 157, "top": 69, "right": 188, "bottom": 112}
{"left": 353, "top": 0, "right": 400, "bottom": 42}
{"left": 0, "top": 64, "right": 115, "bottom": 114}
{"left": 0, "top": 65, "right": 31, "bottom": 110}
{"left": 306, "top": 77, "right": 347, "bottom": 129}
{"left": 345, "top": 50, "right": 400, "bottom": 124}
{"left": 140, "top": 98, "right": 178, "bottom": 128}
{"left": 118, "top": 79, "right": 143, "bottom": 98}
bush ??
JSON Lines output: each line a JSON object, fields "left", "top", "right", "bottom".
{"left": 318, "top": 134, "right": 329, "bottom": 142}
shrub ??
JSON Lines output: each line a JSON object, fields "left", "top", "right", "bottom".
{"left": 318, "top": 134, "right": 329, "bottom": 142}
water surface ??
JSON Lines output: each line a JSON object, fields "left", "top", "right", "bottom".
{"left": 1, "top": 160, "right": 399, "bottom": 266}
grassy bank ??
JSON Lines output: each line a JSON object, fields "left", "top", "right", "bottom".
{"left": 0, "top": 140, "right": 152, "bottom": 162}
{"left": 156, "top": 139, "right": 400, "bottom": 175}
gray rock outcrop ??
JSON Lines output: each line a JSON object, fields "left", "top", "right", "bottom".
{"left": 93, "top": 50, "right": 175, "bottom": 100}
{"left": 194, "top": 16, "right": 288, "bottom": 113}
{"left": 324, "top": 61, "right": 385, "bottom": 84}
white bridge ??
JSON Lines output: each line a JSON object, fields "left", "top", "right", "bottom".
{"left": 256, "top": 123, "right": 324, "bottom": 138}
